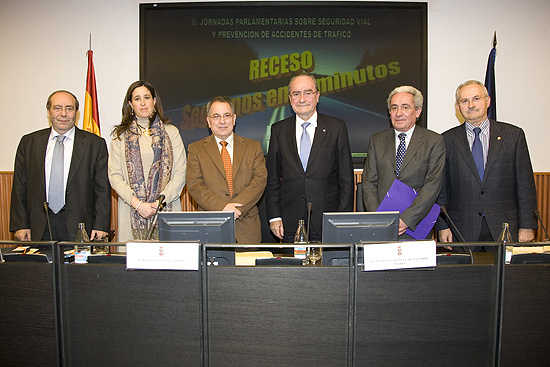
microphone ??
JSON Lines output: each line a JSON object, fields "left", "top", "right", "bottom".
{"left": 43, "top": 202, "right": 53, "bottom": 241}
{"left": 535, "top": 210, "right": 550, "bottom": 241}
{"left": 440, "top": 206, "right": 472, "bottom": 261}
{"left": 146, "top": 194, "right": 167, "bottom": 240}
{"left": 306, "top": 202, "right": 312, "bottom": 242}
{"left": 157, "top": 194, "right": 166, "bottom": 211}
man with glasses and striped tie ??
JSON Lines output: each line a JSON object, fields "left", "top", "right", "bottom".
{"left": 187, "top": 96, "right": 267, "bottom": 243}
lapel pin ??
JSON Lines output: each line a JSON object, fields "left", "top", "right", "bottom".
{"left": 323, "top": 129, "right": 326, "bottom": 132}
{"left": 497, "top": 136, "right": 501, "bottom": 140}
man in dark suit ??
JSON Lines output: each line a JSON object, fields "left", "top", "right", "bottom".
{"left": 10, "top": 90, "right": 111, "bottom": 241}
{"left": 187, "top": 96, "right": 267, "bottom": 243}
{"left": 266, "top": 74, "right": 354, "bottom": 242}
{"left": 362, "top": 86, "right": 445, "bottom": 238}
{"left": 437, "top": 80, "right": 537, "bottom": 244}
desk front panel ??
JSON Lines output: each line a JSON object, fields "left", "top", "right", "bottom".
{"left": 355, "top": 265, "right": 497, "bottom": 367}
{"left": 0, "top": 262, "right": 57, "bottom": 367}
{"left": 60, "top": 264, "right": 201, "bottom": 367}
{"left": 501, "top": 264, "right": 550, "bottom": 366}
{"left": 206, "top": 266, "right": 351, "bottom": 367}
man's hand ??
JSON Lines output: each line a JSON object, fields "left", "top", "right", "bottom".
{"left": 398, "top": 219, "right": 408, "bottom": 236}
{"left": 91, "top": 230, "right": 109, "bottom": 241}
{"left": 223, "top": 203, "right": 243, "bottom": 219}
{"left": 14, "top": 229, "right": 31, "bottom": 241}
{"left": 518, "top": 228, "right": 535, "bottom": 242}
{"left": 437, "top": 228, "right": 454, "bottom": 250}
{"left": 269, "top": 219, "right": 284, "bottom": 240}
{"left": 438, "top": 228, "right": 453, "bottom": 243}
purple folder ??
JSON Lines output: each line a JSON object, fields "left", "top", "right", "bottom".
{"left": 376, "top": 179, "right": 440, "bottom": 239}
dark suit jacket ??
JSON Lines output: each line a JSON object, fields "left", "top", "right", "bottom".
{"left": 265, "top": 113, "right": 354, "bottom": 242}
{"left": 10, "top": 127, "right": 111, "bottom": 240}
{"left": 362, "top": 125, "right": 445, "bottom": 233}
{"left": 436, "top": 120, "right": 537, "bottom": 241}
{"left": 186, "top": 134, "right": 267, "bottom": 243}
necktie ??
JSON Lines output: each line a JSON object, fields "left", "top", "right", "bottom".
{"left": 220, "top": 141, "right": 233, "bottom": 197}
{"left": 299, "top": 122, "right": 311, "bottom": 171}
{"left": 49, "top": 135, "right": 65, "bottom": 213}
{"left": 472, "top": 127, "right": 484, "bottom": 181}
{"left": 395, "top": 133, "right": 406, "bottom": 176}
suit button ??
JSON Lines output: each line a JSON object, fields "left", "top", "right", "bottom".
{"left": 478, "top": 213, "right": 483, "bottom": 216}
{"left": 481, "top": 191, "right": 484, "bottom": 195}
{"left": 304, "top": 178, "right": 309, "bottom": 182}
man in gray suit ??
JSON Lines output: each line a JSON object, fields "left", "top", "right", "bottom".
{"left": 362, "top": 86, "right": 445, "bottom": 238}
{"left": 437, "top": 80, "right": 537, "bottom": 244}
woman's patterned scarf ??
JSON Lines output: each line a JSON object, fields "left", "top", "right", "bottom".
{"left": 124, "top": 116, "right": 173, "bottom": 239}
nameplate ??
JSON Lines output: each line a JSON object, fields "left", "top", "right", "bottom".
{"left": 362, "top": 240, "right": 436, "bottom": 271}
{"left": 126, "top": 241, "right": 199, "bottom": 270}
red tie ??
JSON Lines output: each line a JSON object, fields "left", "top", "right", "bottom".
{"left": 220, "top": 141, "right": 233, "bottom": 197}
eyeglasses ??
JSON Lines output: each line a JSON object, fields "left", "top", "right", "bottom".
{"left": 389, "top": 104, "right": 416, "bottom": 113}
{"left": 51, "top": 105, "right": 75, "bottom": 113}
{"left": 290, "top": 90, "right": 317, "bottom": 99}
{"left": 458, "top": 96, "right": 487, "bottom": 106}
{"left": 208, "top": 113, "right": 234, "bottom": 122}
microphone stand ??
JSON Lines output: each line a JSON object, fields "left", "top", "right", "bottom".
{"left": 306, "top": 202, "right": 312, "bottom": 243}
{"left": 43, "top": 202, "right": 53, "bottom": 241}
{"left": 440, "top": 206, "right": 473, "bottom": 262}
{"left": 146, "top": 196, "right": 166, "bottom": 240}
{"left": 535, "top": 210, "right": 550, "bottom": 241}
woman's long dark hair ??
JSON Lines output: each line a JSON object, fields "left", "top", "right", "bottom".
{"left": 111, "top": 80, "right": 170, "bottom": 139}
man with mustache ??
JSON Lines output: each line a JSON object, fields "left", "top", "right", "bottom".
{"left": 266, "top": 73, "right": 354, "bottom": 242}
{"left": 436, "top": 80, "right": 537, "bottom": 246}
{"left": 362, "top": 85, "right": 445, "bottom": 239}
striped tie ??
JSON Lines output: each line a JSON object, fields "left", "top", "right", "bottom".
{"left": 220, "top": 141, "right": 233, "bottom": 197}
{"left": 396, "top": 133, "right": 406, "bottom": 176}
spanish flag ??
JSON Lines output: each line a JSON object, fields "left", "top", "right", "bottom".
{"left": 83, "top": 49, "right": 101, "bottom": 136}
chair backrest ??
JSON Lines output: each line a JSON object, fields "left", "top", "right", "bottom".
{"left": 87, "top": 254, "right": 127, "bottom": 264}
{"left": 256, "top": 257, "right": 303, "bottom": 266}
{"left": 436, "top": 253, "right": 472, "bottom": 265}
{"left": 356, "top": 181, "right": 364, "bottom": 212}
{"left": 510, "top": 253, "right": 550, "bottom": 264}
{"left": 3, "top": 253, "right": 50, "bottom": 263}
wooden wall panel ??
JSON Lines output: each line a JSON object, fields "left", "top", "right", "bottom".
{"left": 0, "top": 172, "right": 14, "bottom": 241}
{"left": 534, "top": 173, "right": 550, "bottom": 241}
{"left": 1, "top": 171, "right": 548, "bottom": 242}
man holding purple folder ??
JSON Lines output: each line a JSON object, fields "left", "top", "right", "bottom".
{"left": 362, "top": 86, "right": 446, "bottom": 239}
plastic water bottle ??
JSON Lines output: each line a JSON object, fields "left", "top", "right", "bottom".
{"left": 497, "top": 222, "right": 513, "bottom": 264}
{"left": 74, "top": 223, "right": 91, "bottom": 264}
{"left": 294, "top": 219, "right": 307, "bottom": 261}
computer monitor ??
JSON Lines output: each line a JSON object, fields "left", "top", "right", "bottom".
{"left": 158, "top": 211, "right": 235, "bottom": 265}
{"left": 322, "top": 211, "right": 400, "bottom": 266}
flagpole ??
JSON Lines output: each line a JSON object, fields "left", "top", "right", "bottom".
{"left": 83, "top": 35, "right": 101, "bottom": 136}
{"left": 484, "top": 32, "right": 497, "bottom": 120}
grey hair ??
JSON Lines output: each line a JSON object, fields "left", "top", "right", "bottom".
{"left": 387, "top": 85, "right": 423, "bottom": 110}
{"left": 455, "top": 80, "right": 489, "bottom": 103}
